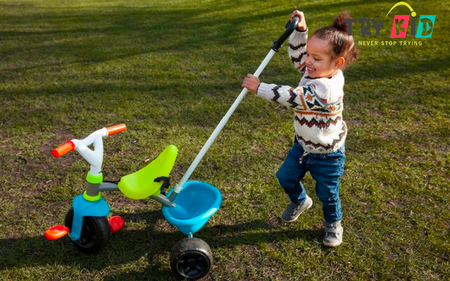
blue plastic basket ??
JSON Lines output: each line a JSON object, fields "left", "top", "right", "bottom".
{"left": 162, "top": 181, "right": 222, "bottom": 235}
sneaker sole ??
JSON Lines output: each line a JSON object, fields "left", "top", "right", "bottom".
{"left": 323, "top": 240, "right": 343, "bottom": 248}
{"left": 281, "top": 198, "right": 313, "bottom": 223}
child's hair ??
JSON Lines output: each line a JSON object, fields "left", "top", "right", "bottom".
{"left": 312, "top": 11, "right": 360, "bottom": 69}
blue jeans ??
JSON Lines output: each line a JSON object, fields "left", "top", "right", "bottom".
{"left": 276, "top": 139, "right": 346, "bottom": 223}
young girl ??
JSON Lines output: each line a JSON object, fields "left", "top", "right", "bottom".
{"left": 242, "top": 10, "right": 359, "bottom": 247}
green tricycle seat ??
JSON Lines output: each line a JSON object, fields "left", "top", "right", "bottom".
{"left": 118, "top": 145, "right": 178, "bottom": 199}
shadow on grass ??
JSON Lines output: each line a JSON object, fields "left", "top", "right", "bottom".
{"left": 0, "top": 210, "right": 322, "bottom": 279}
{"left": 0, "top": 3, "right": 284, "bottom": 72}
{"left": 3, "top": 0, "right": 443, "bottom": 134}
{"left": 1, "top": 0, "right": 408, "bottom": 78}
{"left": 2, "top": 0, "right": 447, "bottom": 138}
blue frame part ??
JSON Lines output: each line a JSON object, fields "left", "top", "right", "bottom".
{"left": 69, "top": 194, "right": 110, "bottom": 241}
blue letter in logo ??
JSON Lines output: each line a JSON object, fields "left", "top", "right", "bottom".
{"left": 416, "top": 15, "right": 436, "bottom": 38}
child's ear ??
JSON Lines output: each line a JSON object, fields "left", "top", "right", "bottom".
{"left": 335, "top": 57, "right": 345, "bottom": 69}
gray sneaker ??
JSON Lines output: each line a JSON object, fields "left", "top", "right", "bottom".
{"left": 323, "top": 220, "right": 343, "bottom": 247}
{"left": 281, "top": 196, "right": 313, "bottom": 222}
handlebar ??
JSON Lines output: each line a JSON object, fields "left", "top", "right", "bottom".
{"left": 271, "top": 16, "right": 300, "bottom": 52}
{"left": 52, "top": 124, "right": 127, "bottom": 158}
{"left": 52, "top": 141, "right": 75, "bottom": 157}
{"left": 106, "top": 123, "right": 127, "bottom": 136}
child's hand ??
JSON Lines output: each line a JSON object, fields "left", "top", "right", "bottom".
{"left": 242, "top": 74, "right": 260, "bottom": 93}
{"left": 291, "top": 10, "right": 307, "bottom": 31}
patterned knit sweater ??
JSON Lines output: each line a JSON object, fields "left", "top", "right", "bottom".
{"left": 257, "top": 29, "right": 347, "bottom": 154}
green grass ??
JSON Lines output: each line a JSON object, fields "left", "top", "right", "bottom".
{"left": 1, "top": 0, "right": 449, "bottom": 280}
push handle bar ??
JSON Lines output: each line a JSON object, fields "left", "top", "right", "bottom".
{"left": 52, "top": 124, "right": 127, "bottom": 157}
{"left": 271, "top": 16, "right": 300, "bottom": 52}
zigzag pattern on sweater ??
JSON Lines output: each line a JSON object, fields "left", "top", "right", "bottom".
{"left": 288, "top": 42, "right": 306, "bottom": 50}
{"left": 270, "top": 86, "right": 300, "bottom": 108}
{"left": 296, "top": 128, "right": 346, "bottom": 150}
{"left": 294, "top": 115, "right": 342, "bottom": 129}
{"left": 271, "top": 85, "right": 282, "bottom": 103}
{"left": 287, "top": 88, "right": 299, "bottom": 107}
{"left": 291, "top": 51, "right": 307, "bottom": 63}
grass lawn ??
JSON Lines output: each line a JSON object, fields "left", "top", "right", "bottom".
{"left": 1, "top": 0, "right": 449, "bottom": 280}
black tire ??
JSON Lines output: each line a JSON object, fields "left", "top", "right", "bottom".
{"left": 170, "top": 238, "right": 213, "bottom": 280}
{"left": 64, "top": 208, "right": 110, "bottom": 254}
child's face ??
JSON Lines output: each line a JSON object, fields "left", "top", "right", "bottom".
{"left": 305, "top": 36, "right": 341, "bottom": 78}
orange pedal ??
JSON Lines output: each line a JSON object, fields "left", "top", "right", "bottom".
{"left": 45, "top": 225, "right": 69, "bottom": 240}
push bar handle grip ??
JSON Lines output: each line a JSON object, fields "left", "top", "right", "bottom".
{"left": 52, "top": 141, "right": 75, "bottom": 157}
{"left": 106, "top": 123, "right": 126, "bottom": 136}
{"left": 272, "top": 16, "right": 300, "bottom": 52}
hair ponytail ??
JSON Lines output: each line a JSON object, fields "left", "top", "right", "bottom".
{"left": 313, "top": 11, "right": 360, "bottom": 69}
{"left": 333, "top": 11, "right": 351, "bottom": 33}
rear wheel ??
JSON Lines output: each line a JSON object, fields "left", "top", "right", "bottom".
{"left": 170, "top": 238, "right": 213, "bottom": 280}
{"left": 64, "top": 208, "right": 110, "bottom": 254}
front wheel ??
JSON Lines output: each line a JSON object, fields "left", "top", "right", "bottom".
{"left": 64, "top": 208, "right": 110, "bottom": 254}
{"left": 170, "top": 238, "right": 213, "bottom": 280}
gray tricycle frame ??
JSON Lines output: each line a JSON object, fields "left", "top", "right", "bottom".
{"left": 86, "top": 181, "right": 176, "bottom": 207}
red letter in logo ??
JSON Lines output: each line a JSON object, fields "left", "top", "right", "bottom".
{"left": 391, "top": 15, "right": 410, "bottom": 38}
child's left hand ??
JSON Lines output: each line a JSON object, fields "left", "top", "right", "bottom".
{"left": 242, "top": 74, "right": 260, "bottom": 93}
